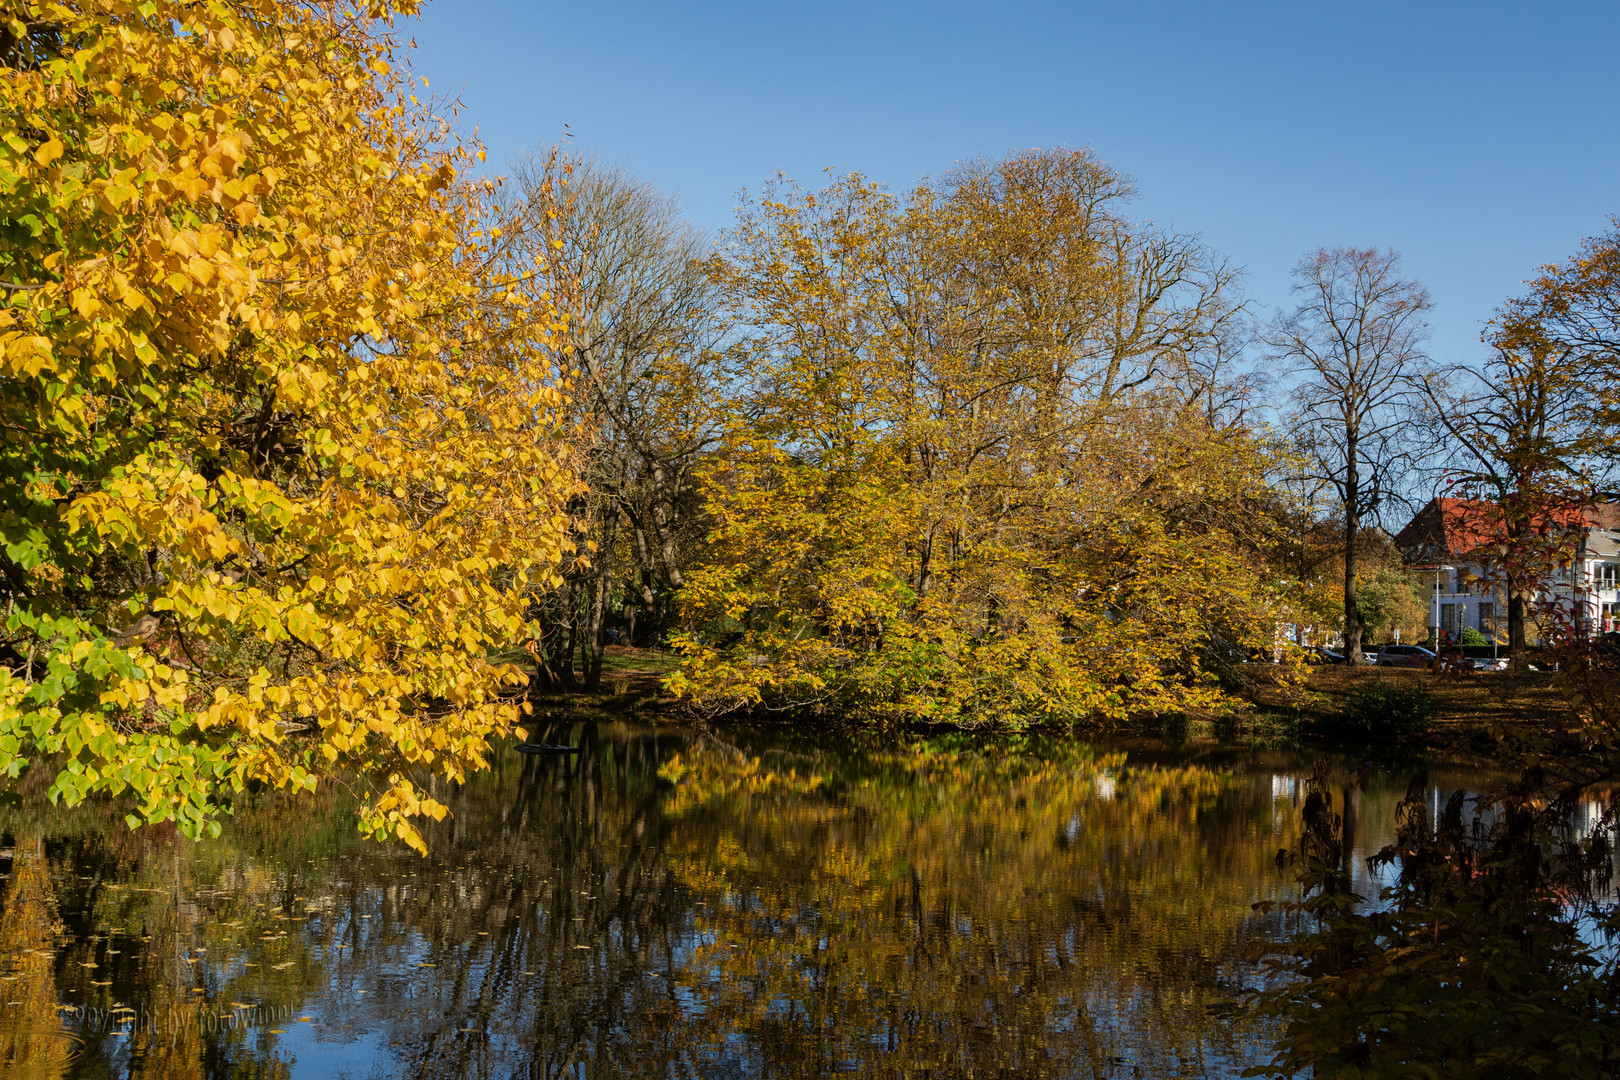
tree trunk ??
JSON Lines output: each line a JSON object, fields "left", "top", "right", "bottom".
{"left": 649, "top": 465, "right": 685, "bottom": 589}
{"left": 581, "top": 573, "right": 609, "bottom": 691}
{"left": 916, "top": 527, "right": 934, "bottom": 600}
{"left": 1342, "top": 456, "right": 1364, "bottom": 665}
{"left": 623, "top": 579, "right": 639, "bottom": 647}
{"left": 528, "top": 628, "right": 572, "bottom": 694}
{"left": 1502, "top": 507, "right": 1530, "bottom": 671}
{"left": 580, "top": 513, "right": 618, "bottom": 691}
{"left": 553, "top": 581, "right": 579, "bottom": 691}
{"left": 650, "top": 506, "right": 684, "bottom": 589}
{"left": 1343, "top": 539, "right": 1363, "bottom": 664}
{"left": 630, "top": 518, "right": 660, "bottom": 642}
{"left": 1508, "top": 591, "right": 1528, "bottom": 671}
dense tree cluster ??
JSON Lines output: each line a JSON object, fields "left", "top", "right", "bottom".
{"left": 666, "top": 155, "right": 1290, "bottom": 724}
{"left": 3, "top": 2, "right": 1620, "bottom": 1075}
{"left": 0, "top": 0, "right": 578, "bottom": 851}
{"left": 3, "top": 0, "right": 1619, "bottom": 838}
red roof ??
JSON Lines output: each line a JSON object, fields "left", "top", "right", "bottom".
{"left": 1394, "top": 497, "right": 1616, "bottom": 564}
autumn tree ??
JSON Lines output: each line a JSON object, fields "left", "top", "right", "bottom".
{"left": 1498, "top": 218, "right": 1620, "bottom": 413}
{"left": 1399, "top": 223, "right": 1619, "bottom": 665}
{"left": 1351, "top": 541, "right": 1428, "bottom": 645}
{"left": 669, "top": 151, "right": 1295, "bottom": 725}
{"left": 1413, "top": 343, "right": 1599, "bottom": 663}
{"left": 1253, "top": 228, "right": 1620, "bottom": 1079}
{"left": 0, "top": 1, "right": 578, "bottom": 850}
{"left": 1268, "top": 248, "right": 1431, "bottom": 665}
{"left": 1270, "top": 489, "right": 1425, "bottom": 650}
{"left": 510, "top": 152, "right": 724, "bottom": 690}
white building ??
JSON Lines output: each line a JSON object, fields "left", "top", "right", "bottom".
{"left": 1394, "top": 497, "right": 1620, "bottom": 640}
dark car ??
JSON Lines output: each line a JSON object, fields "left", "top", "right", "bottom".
{"left": 1307, "top": 646, "right": 1375, "bottom": 665}
{"left": 1376, "top": 644, "right": 1437, "bottom": 668}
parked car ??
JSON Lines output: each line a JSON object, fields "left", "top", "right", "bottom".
{"left": 1376, "top": 644, "right": 1437, "bottom": 668}
{"left": 1307, "top": 645, "right": 1377, "bottom": 665}
{"left": 1471, "top": 656, "right": 1509, "bottom": 671}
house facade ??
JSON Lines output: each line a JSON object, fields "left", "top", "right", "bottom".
{"left": 1393, "top": 497, "right": 1620, "bottom": 640}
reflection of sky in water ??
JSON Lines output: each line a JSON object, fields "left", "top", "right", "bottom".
{"left": 1340, "top": 781, "right": 1613, "bottom": 907}
{"left": 0, "top": 733, "right": 1569, "bottom": 1079}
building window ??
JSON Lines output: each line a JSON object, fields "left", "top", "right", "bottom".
{"left": 1441, "top": 603, "right": 1457, "bottom": 636}
{"left": 1478, "top": 602, "right": 1495, "bottom": 634}
{"left": 1604, "top": 602, "right": 1619, "bottom": 632}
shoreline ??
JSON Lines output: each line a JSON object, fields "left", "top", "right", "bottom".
{"left": 525, "top": 650, "right": 1579, "bottom": 765}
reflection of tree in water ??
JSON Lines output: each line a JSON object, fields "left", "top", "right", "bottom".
{"left": 0, "top": 836, "right": 70, "bottom": 1080}
{"left": 653, "top": 735, "right": 1300, "bottom": 1077}
{"left": 345, "top": 731, "right": 1306, "bottom": 1078}
{"left": 0, "top": 778, "right": 336, "bottom": 1080}
{"left": 366, "top": 722, "right": 696, "bottom": 1079}
{"left": 0, "top": 729, "right": 1346, "bottom": 1079}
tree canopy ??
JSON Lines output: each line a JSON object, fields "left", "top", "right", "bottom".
{"left": 0, "top": 0, "right": 578, "bottom": 851}
{"left": 667, "top": 153, "right": 1297, "bottom": 725}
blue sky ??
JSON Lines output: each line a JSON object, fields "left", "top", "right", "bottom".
{"left": 407, "top": 1, "right": 1620, "bottom": 368}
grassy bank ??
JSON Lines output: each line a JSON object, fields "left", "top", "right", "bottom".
{"left": 523, "top": 646, "right": 681, "bottom": 726}
{"left": 1241, "top": 663, "right": 1578, "bottom": 746}
{"left": 520, "top": 647, "right": 1579, "bottom": 752}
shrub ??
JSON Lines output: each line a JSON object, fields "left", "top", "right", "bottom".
{"left": 1328, "top": 679, "right": 1435, "bottom": 739}
{"left": 1459, "top": 626, "right": 1490, "bottom": 646}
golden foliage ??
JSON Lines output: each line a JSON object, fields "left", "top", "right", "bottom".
{"left": 0, "top": 1, "right": 578, "bottom": 850}
{"left": 668, "top": 155, "right": 1299, "bottom": 724}
{"left": 657, "top": 735, "right": 1298, "bottom": 1074}
{"left": 0, "top": 838, "right": 68, "bottom": 1078}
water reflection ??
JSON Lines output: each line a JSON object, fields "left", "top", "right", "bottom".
{"left": 0, "top": 729, "right": 1510, "bottom": 1079}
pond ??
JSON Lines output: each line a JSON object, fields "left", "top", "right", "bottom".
{"left": 0, "top": 726, "right": 1512, "bottom": 1079}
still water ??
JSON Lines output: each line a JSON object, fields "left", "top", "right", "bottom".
{"left": 0, "top": 726, "right": 1508, "bottom": 1079}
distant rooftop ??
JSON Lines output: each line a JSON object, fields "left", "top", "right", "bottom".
{"left": 1394, "top": 496, "right": 1620, "bottom": 565}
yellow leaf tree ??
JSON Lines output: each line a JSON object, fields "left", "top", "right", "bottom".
{"left": 669, "top": 152, "right": 1298, "bottom": 725}
{"left": 0, "top": 1, "right": 578, "bottom": 850}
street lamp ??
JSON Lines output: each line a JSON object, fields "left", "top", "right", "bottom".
{"left": 1430, "top": 564, "right": 1456, "bottom": 649}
